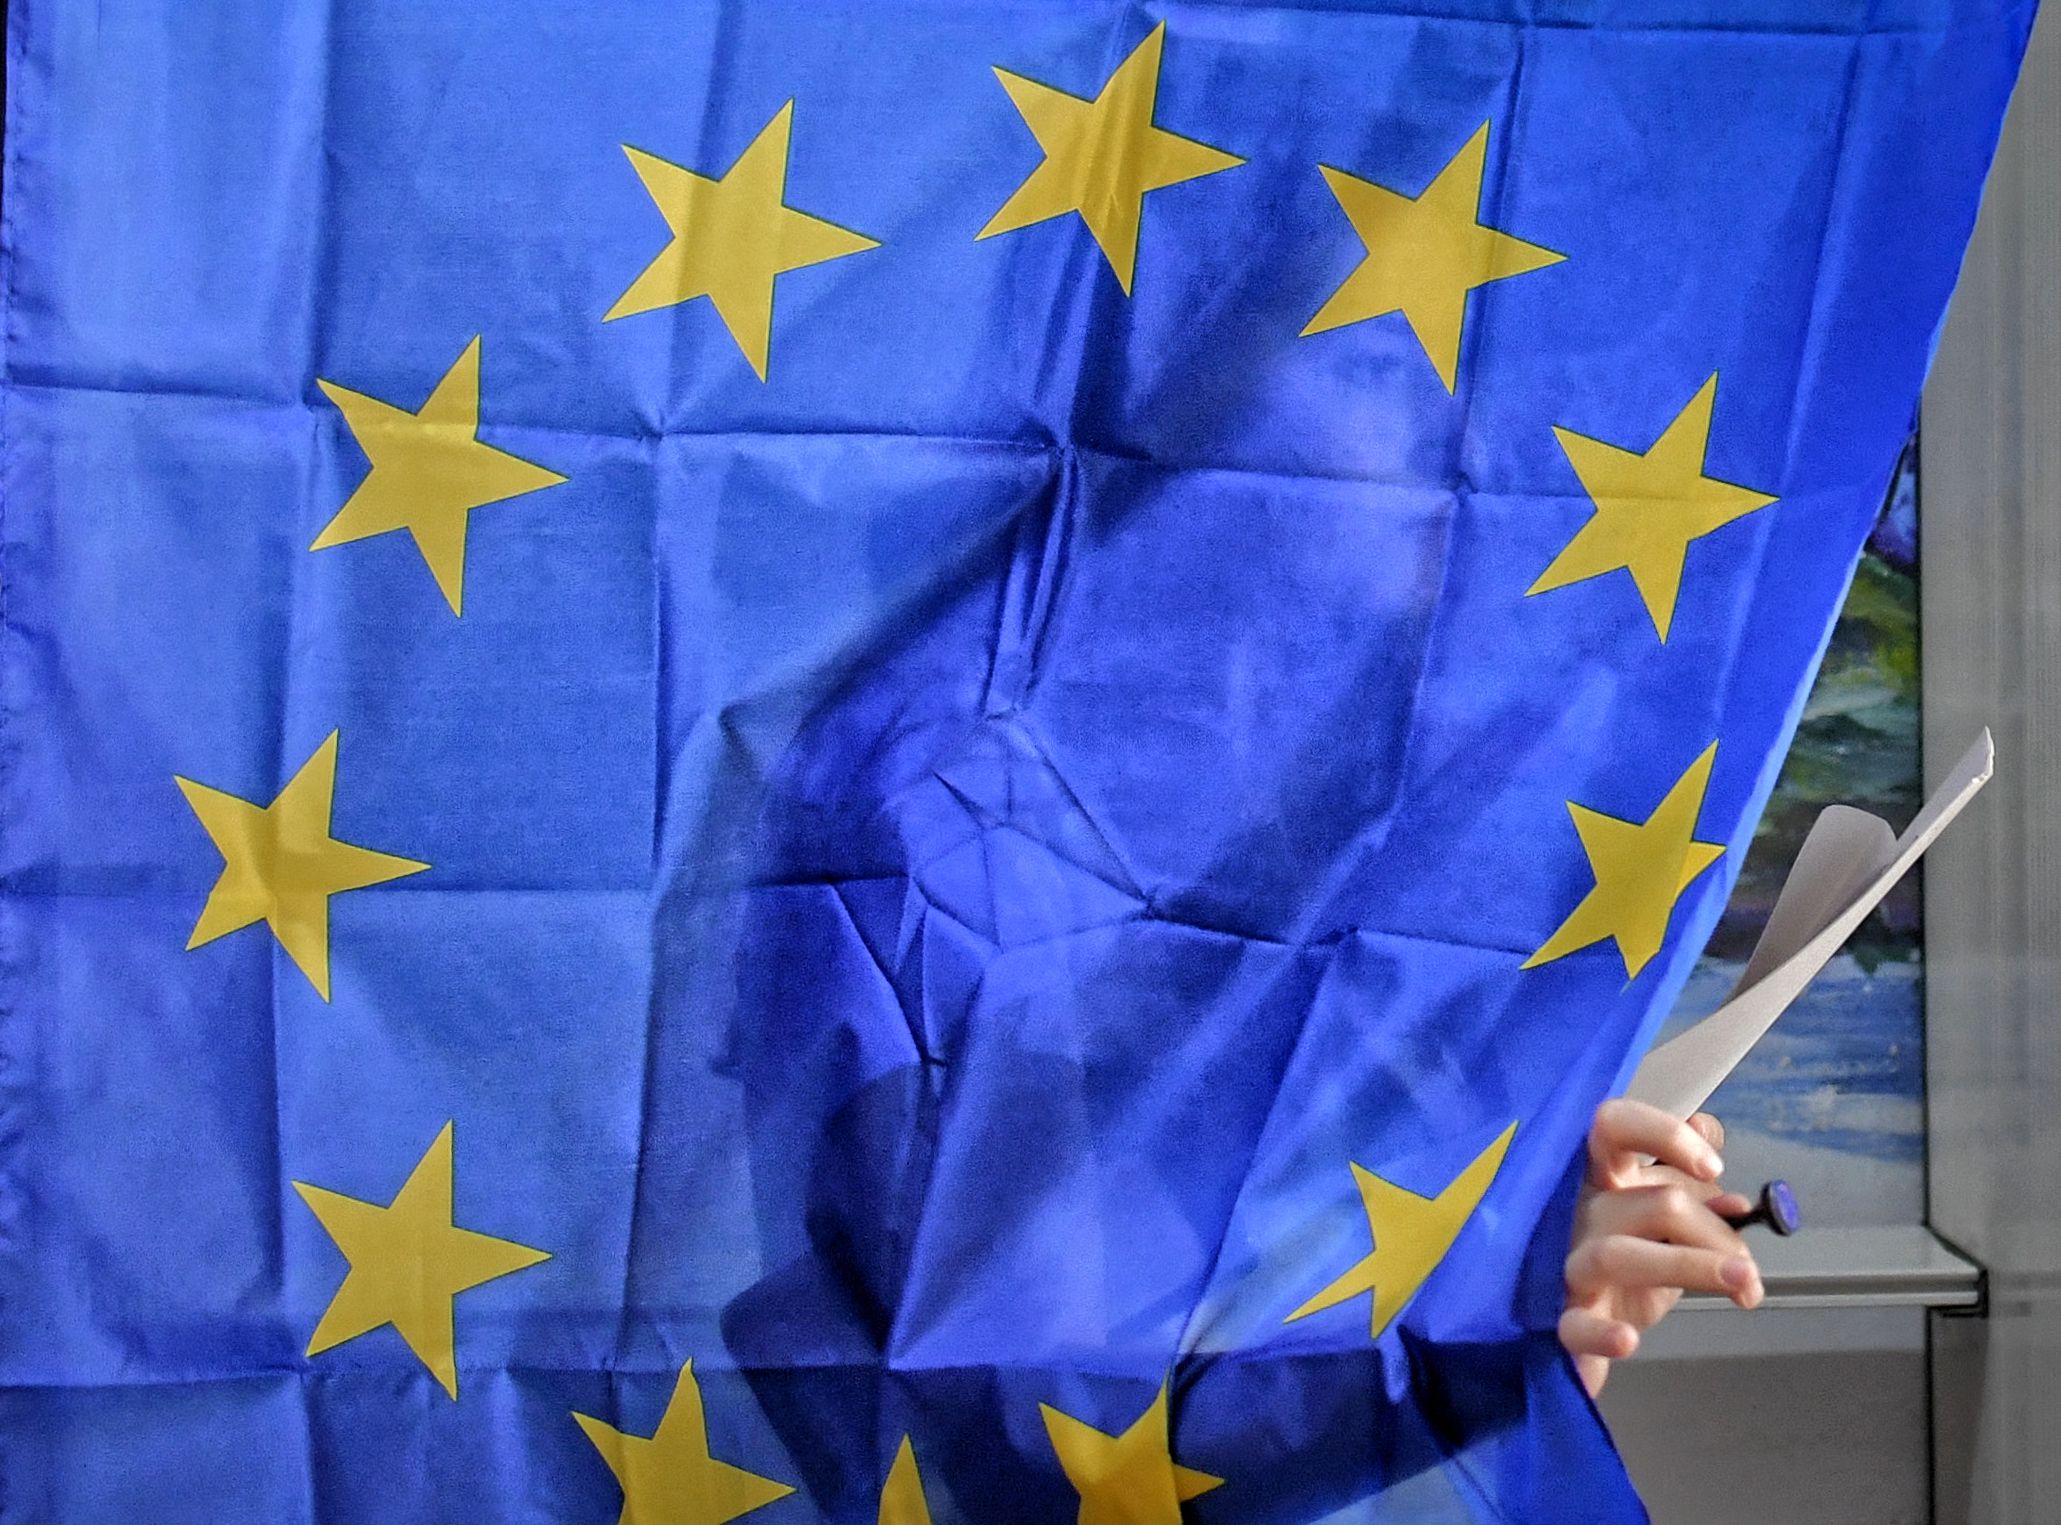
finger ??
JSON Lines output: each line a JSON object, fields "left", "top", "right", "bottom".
{"left": 1589, "top": 1098, "right": 1723, "bottom": 1186}
{"left": 1565, "top": 1235, "right": 1759, "bottom": 1307}
{"left": 1573, "top": 1350, "right": 1612, "bottom": 1400}
{"left": 1624, "top": 1161, "right": 1727, "bottom": 1201}
{"left": 1706, "top": 1191, "right": 1754, "bottom": 1219}
{"left": 1689, "top": 1112, "right": 1726, "bottom": 1152}
{"left": 1592, "top": 1099, "right": 1723, "bottom": 1181}
{"left": 1589, "top": 1183, "right": 1754, "bottom": 1260}
{"left": 1559, "top": 1306, "right": 1639, "bottom": 1362}
{"left": 1567, "top": 1235, "right": 1762, "bottom": 1308}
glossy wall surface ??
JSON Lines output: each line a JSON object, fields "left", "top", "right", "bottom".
{"left": 1922, "top": 4, "right": 2061, "bottom": 1519}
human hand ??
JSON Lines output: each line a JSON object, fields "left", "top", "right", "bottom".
{"left": 1560, "top": 1099, "right": 1764, "bottom": 1397}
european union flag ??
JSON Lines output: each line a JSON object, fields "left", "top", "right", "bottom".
{"left": 0, "top": 2, "right": 2034, "bottom": 1521}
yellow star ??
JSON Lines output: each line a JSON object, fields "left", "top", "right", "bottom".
{"left": 1528, "top": 375, "right": 1778, "bottom": 640}
{"left": 574, "top": 1360, "right": 796, "bottom": 1525}
{"left": 606, "top": 102, "right": 880, "bottom": 380}
{"left": 1286, "top": 1122, "right": 1518, "bottom": 1339}
{"left": 878, "top": 1435, "right": 932, "bottom": 1525}
{"left": 1302, "top": 122, "right": 1564, "bottom": 391}
{"left": 1523, "top": 743, "right": 1726, "bottom": 980}
{"left": 176, "top": 731, "right": 428, "bottom": 1002}
{"left": 1040, "top": 1381, "right": 1222, "bottom": 1525}
{"left": 977, "top": 23, "right": 1244, "bottom": 294}
{"left": 314, "top": 337, "right": 566, "bottom": 616}
{"left": 294, "top": 1122, "right": 550, "bottom": 1399}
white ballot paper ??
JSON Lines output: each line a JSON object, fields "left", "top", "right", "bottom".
{"left": 1626, "top": 729, "right": 1994, "bottom": 1120}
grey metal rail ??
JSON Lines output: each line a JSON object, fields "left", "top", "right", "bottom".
{"left": 1679, "top": 1225, "right": 1983, "bottom": 1312}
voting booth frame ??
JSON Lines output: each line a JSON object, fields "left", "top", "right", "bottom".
{"left": 1601, "top": 12, "right": 2061, "bottom": 1524}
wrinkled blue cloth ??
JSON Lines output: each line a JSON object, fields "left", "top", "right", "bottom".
{"left": 0, "top": 3, "right": 2034, "bottom": 1521}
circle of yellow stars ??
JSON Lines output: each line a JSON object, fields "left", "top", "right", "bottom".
{"left": 157, "top": 12, "right": 1800, "bottom": 1521}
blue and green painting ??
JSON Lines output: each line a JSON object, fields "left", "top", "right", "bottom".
{"left": 1665, "top": 435, "right": 1923, "bottom": 1225}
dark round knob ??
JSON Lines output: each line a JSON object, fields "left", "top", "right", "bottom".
{"left": 1721, "top": 1179, "right": 1801, "bottom": 1237}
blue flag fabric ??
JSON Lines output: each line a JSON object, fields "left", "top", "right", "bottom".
{"left": 0, "top": 3, "right": 2035, "bottom": 1521}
